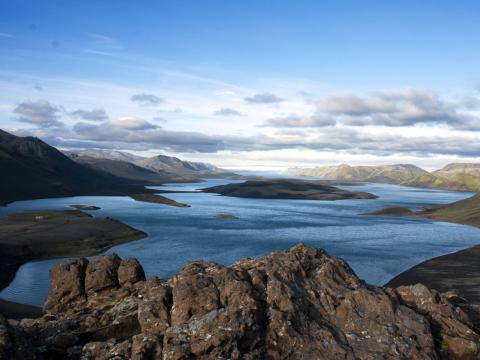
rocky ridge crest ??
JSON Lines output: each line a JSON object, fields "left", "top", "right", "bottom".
{"left": 1, "top": 244, "right": 479, "bottom": 359}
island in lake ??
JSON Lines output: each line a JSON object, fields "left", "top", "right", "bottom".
{"left": 130, "top": 193, "right": 191, "bottom": 207}
{"left": 201, "top": 179, "right": 378, "bottom": 200}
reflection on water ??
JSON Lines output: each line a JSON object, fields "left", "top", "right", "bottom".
{"left": 0, "top": 179, "right": 478, "bottom": 306}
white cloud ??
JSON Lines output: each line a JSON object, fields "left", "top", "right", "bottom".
{"left": 131, "top": 93, "right": 164, "bottom": 106}
{"left": 214, "top": 108, "right": 245, "bottom": 116}
{"left": 106, "top": 117, "right": 158, "bottom": 130}
{"left": 13, "top": 100, "right": 63, "bottom": 128}
{"left": 70, "top": 108, "right": 108, "bottom": 121}
{"left": 245, "top": 92, "right": 285, "bottom": 104}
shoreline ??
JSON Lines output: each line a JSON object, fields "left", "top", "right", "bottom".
{"left": 0, "top": 209, "right": 147, "bottom": 292}
{"left": 368, "top": 193, "right": 480, "bottom": 302}
{"left": 386, "top": 244, "right": 480, "bottom": 304}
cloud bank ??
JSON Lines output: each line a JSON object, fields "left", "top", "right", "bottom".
{"left": 265, "top": 90, "right": 480, "bottom": 130}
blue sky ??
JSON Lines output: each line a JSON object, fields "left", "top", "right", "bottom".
{"left": 1, "top": 1, "right": 480, "bottom": 169}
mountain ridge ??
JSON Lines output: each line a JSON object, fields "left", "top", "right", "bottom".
{"left": 0, "top": 130, "right": 148, "bottom": 205}
{"left": 288, "top": 163, "right": 480, "bottom": 191}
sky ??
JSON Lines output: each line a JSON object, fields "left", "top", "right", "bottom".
{"left": 1, "top": 0, "right": 480, "bottom": 170}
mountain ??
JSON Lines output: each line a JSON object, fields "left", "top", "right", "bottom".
{"left": 433, "top": 163, "right": 480, "bottom": 178}
{"left": 288, "top": 163, "right": 480, "bottom": 192}
{"left": 135, "top": 154, "right": 230, "bottom": 176}
{"left": 0, "top": 130, "right": 146, "bottom": 205}
{"left": 66, "top": 154, "right": 196, "bottom": 184}
{"left": 63, "top": 149, "right": 144, "bottom": 163}
{"left": 288, "top": 164, "right": 430, "bottom": 184}
{"left": 396, "top": 164, "right": 480, "bottom": 192}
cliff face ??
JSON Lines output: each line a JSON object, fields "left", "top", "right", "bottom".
{"left": 2, "top": 245, "right": 479, "bottom": 359}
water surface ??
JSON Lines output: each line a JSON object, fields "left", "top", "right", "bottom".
{"left": 1, "top": 179, "right": 479, "bottom": 306}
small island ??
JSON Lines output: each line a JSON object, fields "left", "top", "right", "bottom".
{"left": 214, "top": 213, "right": 239, "bottom": 220}
{"left": 363, "top": 206, "right": 415, "bottom": 216}
{"left": 0, "top": 210, "right": 146, "bottom": 291}
{"left": 70, "top": 204, "right": 101, "bottom": 211}
{"left": 201, "top": 179, "right": 378, "bottom": 201}
{"left": 129, "top": 193, "right": 191, "bottom": 207}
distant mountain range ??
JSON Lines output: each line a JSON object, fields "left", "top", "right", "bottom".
{"left": 135, "top": 154, "right": 221, "bottom": 175}
{"left": 287, "top": 163, "right": 480, "bottom": 192}
{"left": 0, "top": 130, "right": 236, "bottom": 205}
{"left": 64, "top": 149, "right": 144, "bottom": 163}
{"left": 65, "top": 149, "right": 240, "bottom": 180}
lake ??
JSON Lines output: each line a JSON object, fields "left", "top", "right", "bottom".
{"left": 1, "top": 179, "right": 479, "bottom": 306}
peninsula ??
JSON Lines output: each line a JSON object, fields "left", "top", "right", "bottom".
{"left": 367, "top": 193, "right": 480, "bottom": 303}
{"left": 0, "top": 210, "right": 146, "bottom": 291}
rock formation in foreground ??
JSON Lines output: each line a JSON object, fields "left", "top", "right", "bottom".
{"left": 1, "top": 245, "right": 480, "bottom": 359}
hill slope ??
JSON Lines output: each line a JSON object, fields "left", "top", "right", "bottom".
{"left": 135, "top": 154, "right": 220, "bottom": 175}
{"left": 419, "top": 193, "right": 480, "bottom": 227}
{"left": 0, "top": 130, "right": 145, "bottom": 205}
{"left": 63, "top": 149, "right": 144, "bottom": 162}
{"left": 288, "top": 164, "right": 430, "bottom": 184}
{"left": 66, "top": 154, "right": 196, "bottom": 184}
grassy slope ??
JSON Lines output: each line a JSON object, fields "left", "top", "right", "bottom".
{"left": 290, "top": 163, "right": 480, "bottom": 192}
{"left": 366, "top": 193, "right": 480, "bottom": 228}
{"left": 419, "top": 193, "right": 480, "bottom": 228}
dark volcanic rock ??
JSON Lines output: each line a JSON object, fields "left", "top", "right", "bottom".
{"left": 3, "top": 244, "right": 480, "bottom": 359}
{"left": 117, "top": 258, "right": 146, "bottom": 287}
{"left": 43, "top": 258, "right": 89, "bottom": 314}
{"left": 85, "top": 253, "right": 122, "bottom": 294}
{"left": 201, "top": 179, "right": 378, "bottom": 200}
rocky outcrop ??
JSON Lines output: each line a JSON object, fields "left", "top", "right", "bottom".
{"left": 2, "top": 244, "right": 480, "bottom": 359}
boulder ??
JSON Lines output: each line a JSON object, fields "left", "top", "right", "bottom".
{"left": 43, "top": 257, "right": 89, "bottom": 314}
{"left": 85, "top": 253, "right": 121, "bottom": 293}
{"left": 396, "top": 284, "right": 480, "bottom": 359}
{"left": 11, "top": 246, "right": 480, "bottom": 359}
{"left": 118, "top": 258, "right": 146, "bottom": 287}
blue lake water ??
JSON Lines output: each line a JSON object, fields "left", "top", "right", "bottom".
{"left": 1, "top": 179, "right": 479, "bottom": 306}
